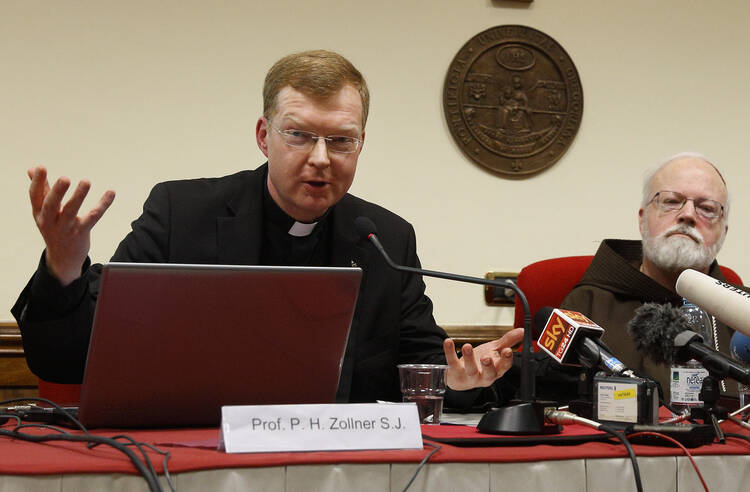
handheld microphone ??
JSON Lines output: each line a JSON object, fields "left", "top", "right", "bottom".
{"left": 730, "top": 332, "right": 750, "bottom": 365}
{"left": 628, "top": 303, "right": 750, "bottom": 385}
{"left": 676, "top": 269, "right": 750, "bottom": 337}
{"left": 535, "top": 307, "right": 658, "bottom": 426}
{"left": 354, "top": 216, "right": 535, "bottom": 399}
{"left": 535, "top": 307, "right": 635, "bottom": 377}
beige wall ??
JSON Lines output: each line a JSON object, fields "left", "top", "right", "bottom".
{"left": 3, "top": 1, "right": 750, "bottom": 326}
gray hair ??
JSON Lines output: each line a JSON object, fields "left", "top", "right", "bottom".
{"left": 641, "top": 151, "right": 730, "bottom": 221}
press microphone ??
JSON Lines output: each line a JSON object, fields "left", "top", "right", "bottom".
{"left": 628, "top": 303, "right": 750, "bottom": 385}
{"left": 676, "top": 269, "right": 750, "bottom": 338}
{"left": 730, "top": 332, "right": 750, "bottom": 366}
{"left": 536, "top": 306, "right": 659, "bottom": 426}
{"left": 535, "top": 307, "right": 635, "bottom": 377}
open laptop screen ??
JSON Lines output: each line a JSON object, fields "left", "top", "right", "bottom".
{"left": 78, "top": 262, "right": 361, "bottom": 428}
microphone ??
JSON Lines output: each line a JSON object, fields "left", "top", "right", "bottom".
{"left": 355, "top": 216, "right": 551, "bottom": 435}
{"left": 536, "top": 306, "right": 660, "bottom": 426}
{"left": 535, "top": 307, "right": 635, "bottom": 377}
{"left": 355, "top": 216, "right": 534, "bottom": 397}
{"left": 730, "top": 331, "right": 750, "bottom": 365}
{"left": 676, "top": 269, "right": 750, "bottom": 338}
{"left": 628, "top": 303, "right": 750, "bottom": 385}
{"left": 354, "top": 217, "right": 516, "bottom": 289}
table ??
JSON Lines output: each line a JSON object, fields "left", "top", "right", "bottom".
{"left": 1, "top": 419, "right": 749, "bottom": 491}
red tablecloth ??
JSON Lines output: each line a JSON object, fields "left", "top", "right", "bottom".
{"left": 2, "top": 419, "right": 749, "bottom": 476}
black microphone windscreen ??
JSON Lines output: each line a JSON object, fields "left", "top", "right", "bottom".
{"left": 533, "top": 306, "right": 555, "bottom": 334}
{"left": 354, "top": 216, "right": 378, "bottom": 241}
{"left": 627, "top": 303, "right": 690, "bottom": 365}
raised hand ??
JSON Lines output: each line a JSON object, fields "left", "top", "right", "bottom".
{"left": 28, "top": 166, "right": 115, "bottom": 285}
{"left": 443, "top": 327, "right": 524, "bottom": 391}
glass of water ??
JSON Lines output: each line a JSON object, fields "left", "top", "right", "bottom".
{"left": 397, "top": 364, "right": 447, "bottom": 424}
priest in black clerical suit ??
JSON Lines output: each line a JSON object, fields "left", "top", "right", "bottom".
{"left": 14, "top": 163, "right": 450, "bottom": 403}
{"left": 14, "top": 50, "right": 523, "bottom": 407}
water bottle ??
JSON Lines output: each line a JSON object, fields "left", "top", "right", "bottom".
{"left": 669, "top": 300, "right": 712, "bottom": 416}
{"left": 730, "top": 331, "right": 750, "bottom": 418}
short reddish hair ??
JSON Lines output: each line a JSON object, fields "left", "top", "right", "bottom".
{"left": 263, "top": 50, "right": 370, "bottom": 127}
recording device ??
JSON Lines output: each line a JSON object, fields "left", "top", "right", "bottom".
{"left": 0, "top": 405, "right": 79, "bottom": 427}
{"left": 535, "top": 307, "right": 657, "bottom": 425}
{"left": 628, "top": 303, "right": 750, "bottom": 385}
{"left": 592, "top": 373, "right": 659, "bottom": 427}
{"left": 354, "top": 216, "right": 556, "bottom": 435}
{"left": 676, "top": 268, "right": 750, "bottom": 338}
{"left": 535, "top": 307, "right": 635, "bottom": 377}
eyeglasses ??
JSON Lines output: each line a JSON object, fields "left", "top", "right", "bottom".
{"left": 648, "top": 190, "right": 725, "bottom": 222}
{"left": 268, "top": 122, "right": 362, "bottom": 154}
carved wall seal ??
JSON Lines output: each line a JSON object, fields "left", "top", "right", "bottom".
{"left": 444, "top": 25, "right": 583, "bottom": 176}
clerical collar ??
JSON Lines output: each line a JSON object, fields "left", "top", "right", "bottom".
{"left": 262, "top": 177, "right": 329, "bottom": 237}
{"left": 288, "top": 221, "right": 317, "bottom": 237}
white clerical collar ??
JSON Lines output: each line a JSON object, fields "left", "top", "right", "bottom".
{"left": 288, "top": 221, "right": 318, "bottom": 237}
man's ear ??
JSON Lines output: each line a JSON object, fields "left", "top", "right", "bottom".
{"left": 355, "top": 131, "right": 366, "bottom": 156}
{"left": 256, "top": 117, "right": 269, "bottom": 157}
{"left": 638, "top": 208, "right": 645, "bottom": 230}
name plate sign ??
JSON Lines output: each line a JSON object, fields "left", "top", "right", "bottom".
{"left": 219, "top": 403, "right": 423, "bottom": 453}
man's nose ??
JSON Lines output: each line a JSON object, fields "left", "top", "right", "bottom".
{"left": 677, "top": 199, "right": 698, "bottom": 224}
{"left": 308, "top": 137, "right": 331, "bottom": 168}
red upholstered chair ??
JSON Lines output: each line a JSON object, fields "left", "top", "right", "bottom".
{"left": 512, "top": 255, "right": 744, "bottom": 334}
{"left": 720, "top": 265, "right": 743, "bottom": 286}
{"left": 37, "top": 380, "right": 82, "bottom": 405}
{"left": 512, "top": 255, "right": 594, "bottom": 334}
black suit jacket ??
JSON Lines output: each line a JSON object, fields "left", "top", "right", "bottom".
{"left": 14, "top": 164, "right": 449, "bottom": 403}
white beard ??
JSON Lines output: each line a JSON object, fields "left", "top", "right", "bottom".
{"left": 641, "top": 221, "right": 724, "bottom": 273}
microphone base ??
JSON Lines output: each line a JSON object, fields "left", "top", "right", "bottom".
{"left": 477, "top": 401, "right": 561, "bottom": 435}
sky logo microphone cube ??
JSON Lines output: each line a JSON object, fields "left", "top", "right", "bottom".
{"left": 537, "top": 309, "right": 604, "bottom": 364}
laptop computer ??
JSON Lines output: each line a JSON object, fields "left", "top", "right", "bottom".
{"left": 75, "top": 262, "right": 362, "bottom": 428}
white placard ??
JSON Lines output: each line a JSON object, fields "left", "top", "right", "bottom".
{"left": 218, "top": 403, "right": 423, "bottom": 453}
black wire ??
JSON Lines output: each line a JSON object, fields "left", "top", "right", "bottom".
{"left": 132, "top": 441, "right": 175, "bottom": 492}
{"left": 598, "top": 424, "right": 643, "bottom": 492}
{"left": 724, "top": 432, "right": 750, "bottom": 445}
{"left": 0, "top": 397, "right": 165, "bottom": 492}
{"left": 13, "top": 423, "right": 72, "bottom": 435}
{"left": 0, "top": 397, "right": 88, "bottom": 433}
{"left": 111, "top": 434, "right": 176, "bottom": 492}
{"left": 402, "top": 441, "right": 441, "bottom": 492}
{"left": 0, "top": 428, "right": 163, "bottom": 492}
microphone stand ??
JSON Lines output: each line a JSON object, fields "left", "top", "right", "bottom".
{"left": 367, "top": 232, "right": 558, "bottom": 434}
{"left": 692, "top": 375, "right": 729, "bottom": 443}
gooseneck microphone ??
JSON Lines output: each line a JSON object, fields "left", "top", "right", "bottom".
{"left": 354, "top": 217, "right": 513, "bottom": 287}
{"left": 355, "top": 217, "right": 547, "bottom": 434}
{"left": 628, "top": 303, "right": 750, "bottom": 384}
{"left": 354, "top": 216, "right": 534, "bottom": 399}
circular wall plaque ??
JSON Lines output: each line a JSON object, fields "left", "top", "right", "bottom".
{"left": 444, "top": 25, "right": 583, "bottom": 176}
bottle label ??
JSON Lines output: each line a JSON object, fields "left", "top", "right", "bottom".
{"left": 670, "top": 366, "right": 709, "bottom": 405}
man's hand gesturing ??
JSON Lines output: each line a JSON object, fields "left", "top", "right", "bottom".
{"left": 28, "top": 166, "right": 115, "bottom": 285}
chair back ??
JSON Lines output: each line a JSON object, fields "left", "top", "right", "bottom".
{"left": 37, "top": 380, "right": 81, "bottom": 406}
{"left": 512, "top": 256, "right": 743, "bottom": 334}
{"left": 719, "top": 265, "right": 743, "bottom": 285}
{"left": 512, "top": 255, "right": 594, "bottom": 334}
